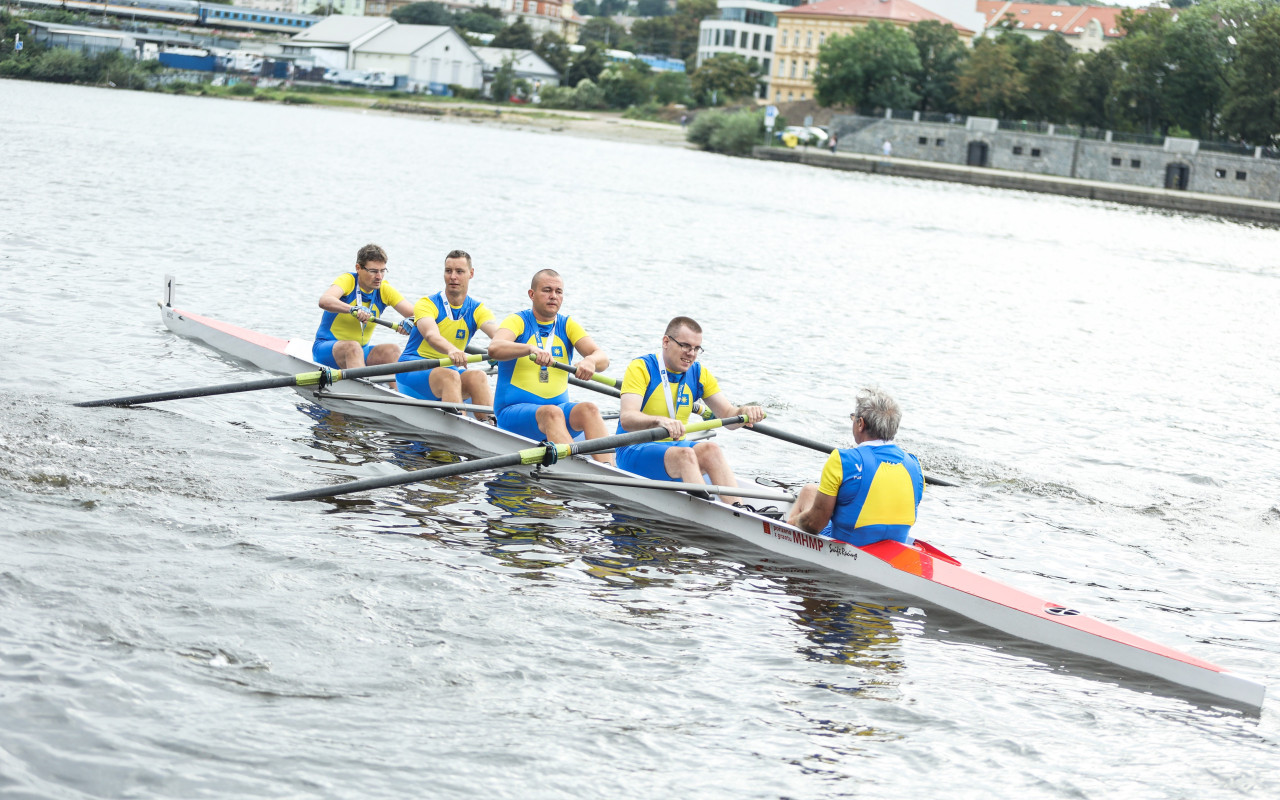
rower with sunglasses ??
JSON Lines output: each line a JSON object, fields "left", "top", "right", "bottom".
{"left": 615, "top": 316, "right": 767, "bottom": 511}
{"left": 313, "top": 243, "right": 416, "bottom": 370}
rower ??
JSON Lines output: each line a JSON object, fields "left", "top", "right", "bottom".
{"left": 787, "top": 387, "right": 925, "bottom": 545}
{"left": 615, "top": 316, "right": 766, "bottom": 509}
{"left": 396, "top": 250, "right": 500, "bottom": 421}
{"left": 486, "top": 269, "right": 614, "bottom": 464}
{"left": 313, "top": 243, "right": 416, "bottom": 370}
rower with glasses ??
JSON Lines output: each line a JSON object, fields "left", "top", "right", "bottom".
{"left": 787, "top": 387, "right": 925, "bottom": 545}
{"left": 614, "top": 316, "right": 766, "bottom": 509}
{"left": 313, "top": 243, "right": 416, "bottom": 370}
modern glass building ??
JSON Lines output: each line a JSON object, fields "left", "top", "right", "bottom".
{"left": 696, "top": 0, "right": 806, "bottom": 100}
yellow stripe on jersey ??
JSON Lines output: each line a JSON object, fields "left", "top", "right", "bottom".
{"left": 854, "top": 462, "right": 918, "bottom": 528}
{"left": 818, "top": 450, "right": 844, "bottom": 496}
{"left": 499, "top": 314, "right": 587, "bottom": 400}
{"left": 327, "top": 274, "right": 405, "bottom": 345}
{"left": 620, "top": 358, "right": 720, "bottom": 423}
{"left": 411, "top": 296, "right": 495, "bottom": 359}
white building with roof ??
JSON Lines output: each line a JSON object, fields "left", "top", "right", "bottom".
{"left": 697, "top": 0, "right": 806, "bottom": 100}
{"left": 282, "top": 14, "right": 395, "bottom": 69}
{"left": 353, "top": 24, "right": 484, "bottom": 90}
{"left": 473, "top": 45, "right": 560, "bottom": 96}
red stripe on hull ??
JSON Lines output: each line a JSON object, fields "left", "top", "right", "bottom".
{"left": 170, "top": 307, "right": 291, "bottom": 355}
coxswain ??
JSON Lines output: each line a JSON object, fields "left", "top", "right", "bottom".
{"left": 615, "top": 316, "right": 767, "bottom": 509}
{"left": 486, "top": 269, "right": 613, "bottom": 463}
{"left": 787, "top": 387, "right": 925, "bottom": 545}
{"left": 313, "top": 243, "right": 415, "bottom": 370}
{"left": 397, "top": 250, "right": 500, "bottom": 421}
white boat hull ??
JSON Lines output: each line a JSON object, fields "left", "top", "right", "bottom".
{"left": 158, "top": 299, "right": 1266, "bottom": 711}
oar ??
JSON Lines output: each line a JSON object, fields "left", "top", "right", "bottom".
{"left": 535, "top": 356, "right": 621, "bottom": 396}
{"left": 690, "top": 402, "right": 959, "bottom": 488}
{"left": 76, "top": 354, "right": 488, "bottom": 408}
{"left": 269, "top": 414, "right": 749, "bottom": 502}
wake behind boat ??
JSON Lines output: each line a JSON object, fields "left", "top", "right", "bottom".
{"left": 141, "top": 277, "right": 1265, "bottom": 711}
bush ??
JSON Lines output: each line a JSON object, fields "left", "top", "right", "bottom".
{"left": 281, "top": 93, "right": 315, "bottom": 104}
{"left": 448, "top": 83, "right": 481, "bottom": 100}
{"left": 571, "top": 78, "right": 606, "bottom": 110}
{"left": 686, "top": 109, "right": 726, "bottom": 148}
{"left": 538, "top": 85, "right": 573, "bottom": 108}
{"left": 31, "top": 48, "right": 90, "bottom": 83}
{"left": 707, "top": 110, "right": 763, "bottom": 155}
{"left": 622, "top": 101, "right": 662, "bottom": 121}
{"left": 229, "top": 81, "right": 256, "bottom": 96}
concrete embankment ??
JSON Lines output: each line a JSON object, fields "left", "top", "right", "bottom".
{"left": 753, "top": 146, "right": 1280, "bottom": 226}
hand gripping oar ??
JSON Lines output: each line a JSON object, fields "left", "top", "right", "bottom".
{"left": 690, "top": 402, "right": 960, "bottom": 488}
{"left": 76, "top": 354, "right": 488, "bottom": 408}
{"left": 530, "top": 356, "right": 621, "bottom": 396}
{"left": 268, "top": 414, "right": 749, "bottom": 502}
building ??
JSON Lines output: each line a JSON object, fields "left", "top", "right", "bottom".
{"left": 365, "top": 0, "right": 417, "bottom": 16}
{"left": 283, "top": 14, "right": 395, "bottom": 70}
{"left": 296, "top": 0, "right": 367, "bottom": 15}
{"left": 771, "top": 0, "right": 974, "bottom": 104}
{"left": 697, "top": 0, "right": 807, "bottom": 99}
{"left": 976, "top": 1, "right": 1128, "bottom": 53}
{"left": 473, "top": 45, "right": 561, "bottom": 95}
{"left": 353, "top": 24, "right": 484, "bottom": 90}
{"left": 498, "top": 0, "right": 571, "bottom": 39}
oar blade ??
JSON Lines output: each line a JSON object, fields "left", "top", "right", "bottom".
{"left": 75, "top": 373, "right": 301, "bottom": 408}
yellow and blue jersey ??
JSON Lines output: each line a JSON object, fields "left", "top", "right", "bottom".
{"left": 615, "top": 354, "right": 720, "bottom": 435}
{"left": 314, "top": 272, "right": 404, "bottom": 346}
{"left": 399, "top": 292, "right": 495, "bottom": 362}
{"left": 819, "top": 444, "right": 924, "bottom": 546}
{"left": 494, "top": 310, "right": 588, "bottom": 411}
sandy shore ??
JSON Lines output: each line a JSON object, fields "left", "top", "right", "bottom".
{"left": 364, "top": 98, "right": 693, "bottom": 148}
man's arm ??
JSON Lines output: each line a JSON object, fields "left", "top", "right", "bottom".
{"left": 477, "top": 319, "right": 501, "bottom": 342}
{"left": 619, "top": 393, "right": 683, "bottom": 439}
{"left": 789, "top": 485, "right": 836, "bottom": 533}
{"left": 703, "top": 392, "right": 766, "bottom": 426}
{"left": 319, "top": 284, "right": 370, "bottom": 322}
{"left": 572, "top": 335, "right": 608, "bottom": 380}
{"left": 487, "top": 327, "right": 546, "bottom": 363}
{"left": 415, "top": 319, "right": 468, "bottom": 366}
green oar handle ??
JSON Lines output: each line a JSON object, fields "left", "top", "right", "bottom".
{"left": 530, "top": 356, "right": 622, "bottom": 395}
{"left": 269, "top": 414, "right": 748, "bottom": 502}
{"left": 691, "top": 402, "right": 960, "bottom": 488}
{"left": 77, "top": 354, "right": 486, "bottom": 408}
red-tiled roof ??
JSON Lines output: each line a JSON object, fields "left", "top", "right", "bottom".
{"left": 779, "top": 0, "right": 976, "bottom": 34}
{"left": 977, "top": 2, "right": 1131, "bottom": 39}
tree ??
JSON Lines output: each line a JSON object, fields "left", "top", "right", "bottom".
{"left": 599, "top": 60, "right": 653, "bottom": 108}
{"left": 813, "top": 22, "right": 921, "bottom": 111}
{"left": 536, "top": 32, "right": 571, "bottom": 79}
{"left": 690, "top": 53, "right": 758, "bottom": 105}
{"left": 579, "top": 18, "right": 634, "bottom": 51}
{"left": 1162, "top": 7, "right": 1232, "bottom": 139}
{"left": 566, "top": 41, "right": 607, "bottom": 87}
{"left": 1022, "top": 34, "right": 1078, "bottom": 123}
{"left": 653, "top": 70, "right": 693, "bottom": 104}
{"left": 456, "top": 9, "right": 503, "bottom": 35}
{"left": 391, "top": 1, "right": 452, "bottom": 25}
{"left": 636, "top": 0, "right": 671, "bottom": 17}
{"left": 1221, "top": 7, "right": 1280, "bottom": 145}
{"left": 1110, "top": 8, "right": 1176, "bottom": 133}
{"left": 492, "top": 20, "right": 536, "bottom": 50}
{"left": 953, "top": 37, "right": 1025, "bottom": 118}
{"left": 574, "top": 0, "right": 597, "bottom": 14}
{"left": 490, "top": 58, "right": 517, "bottom": 102}
{"left": 908, "top": 20, "right": 966, "bottom": 113}
{"left": 1073, "top": 47, "right": 1123, "bottom": 130}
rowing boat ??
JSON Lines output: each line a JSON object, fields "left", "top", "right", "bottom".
{"left": 155, "top": 277, "right": 1266, "bottom": 711}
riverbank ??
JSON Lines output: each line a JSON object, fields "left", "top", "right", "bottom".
{"left": 755, "top": 145, "right": 1280, "bottom": 226}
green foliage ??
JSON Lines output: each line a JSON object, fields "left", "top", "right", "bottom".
{"left": 492, "top": 20, "right": 536, "bottom": 50}
{"left": 622, "top": 101, "right": 664, "bottom": 120}
{"left": 449, "top": 84, "right": 481, "bottom": 99}
{"left": 490, "top": 58, "right": 517, "bottom": 102}
{"left": 31, "top": 47, "right": 89, "bottom": 83}
{"left": 599, "top": 60, "right": 653, "bottom": 108}
{"left": 636, "top": 0, "right": 671, "bottom": 17}
{"left": 456, "top": 10, "right": 503, "bottom": 34}
{"left": 909, "top": 20, "right": 966, "bottom": 113}
{"left": 536, "top": 32, "right": 570, "bottom": 78}
{"left": 229, "top": 81, "right": 256, "bottom": 96}
{"left": 686, "top": 109, "right": 762, "bottom": 155}
{"left": 566, "top": 41, "right": 606, "bottom": 87}
{"left": 579, "top": 18, "right": 634, "bottom": 51}
{"left": 690, "top": 53, "right": 758, "bottom": 105}
{"left": 1022, "top": 34, "right": 1078, "bottom": 123}
{"left": 814, "top": 22, "right": 921, "bottom": 111}
{"left": 1074, "top": 47, "right": 1123, "bottom": 130}
{"left": 1221, "top": 6, "right": 1280, "bottom": 146}
{"left": 652, "top": 70, "right": 693, "bottom": 105}
{"left": 953, "top": 37, "right": 1025, "bottom": 118}
{"left": 391, "top": 2, "right": 453, "bottom": 25}
{"left": 539, "top": 78, "right": 607, "bottom": 110}
{"left": 629, "top": 0, "right": 716, "bottom": 60}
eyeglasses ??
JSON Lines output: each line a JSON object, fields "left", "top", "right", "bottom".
{"left": 849, "top": 413, "right": 862, "bottom": 422}
{"left": 669, "top": 337, "right": 704, "bottom": 356}
{"left": 360, "top": 267, "right": 388, "bottom": 276}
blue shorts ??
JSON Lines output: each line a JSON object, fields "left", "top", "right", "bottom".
{"left": 312, "top": 339, "right": 374, "bottom": 369}
{"left": 496, "top": 401, "right": 584, "bottom": 442}
{"left": 398, "top": 365, "right": 464, "bottom": 402}
{"left": 616, "top": 440, "right": 697, "bottom": 481}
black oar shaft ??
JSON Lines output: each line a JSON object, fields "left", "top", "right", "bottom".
{"left": 269, "top": 415, "right": 746, "bottom": 502}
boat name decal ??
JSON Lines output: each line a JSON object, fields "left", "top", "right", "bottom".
{"left": 762, "top": 522, "right": 828, "bottom": 553}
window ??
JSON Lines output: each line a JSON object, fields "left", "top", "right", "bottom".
{"left": 753, "top": 33, "right": 760, "bottom": 50}
{"left": 819, "top": 33, "right": 825, "bottom": 46}
{"left": 1111, "top": 157, "right": 1122, "bottom": 166}
{"left": 762, "top": 58, "right": 770, "bottom": 75}
{"left": 765, "top": 35, "right": 772, "bottom": 51}
{"left": 1215, "top": 168, "right": 1227, "bottom": 178}
{"left": 790, "top": 60, "right": 796, "bottom": 78}
{"left": 1237, "top": 171, "right": 1247, "bottom": 180}
{"left": 715, "top": 29, "right": 721, "bottom": 46}
{"left": 936, "top": 138, "right": 945, "bottom": 146}
{"left": 1013, "top": 146, "right": 1024, "bottom": 155}
{"left": 781, "top": 30, "right": 788, "bottom": 48}
{"left": 802, "top": 61, "right": 808, "bottom": 79}
{"left": 1031, "top": 148, "right": 1041, "bottom": 157}
{"left": 918, "top": 136, "right": 928, "bottom": 145}
{"left": 1130, "top": 159, "right": 1141, "bottom": 168}
{"left": 806, "top": 31, "right": 812, "bottom": 48}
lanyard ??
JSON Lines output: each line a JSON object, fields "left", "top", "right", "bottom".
{"left": 653, "top": 352, "right": 689, "bottom": 421}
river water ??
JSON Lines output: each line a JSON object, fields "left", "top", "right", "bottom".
{"left": 3, "top": 78, "right": 1280, "bottom": 798}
